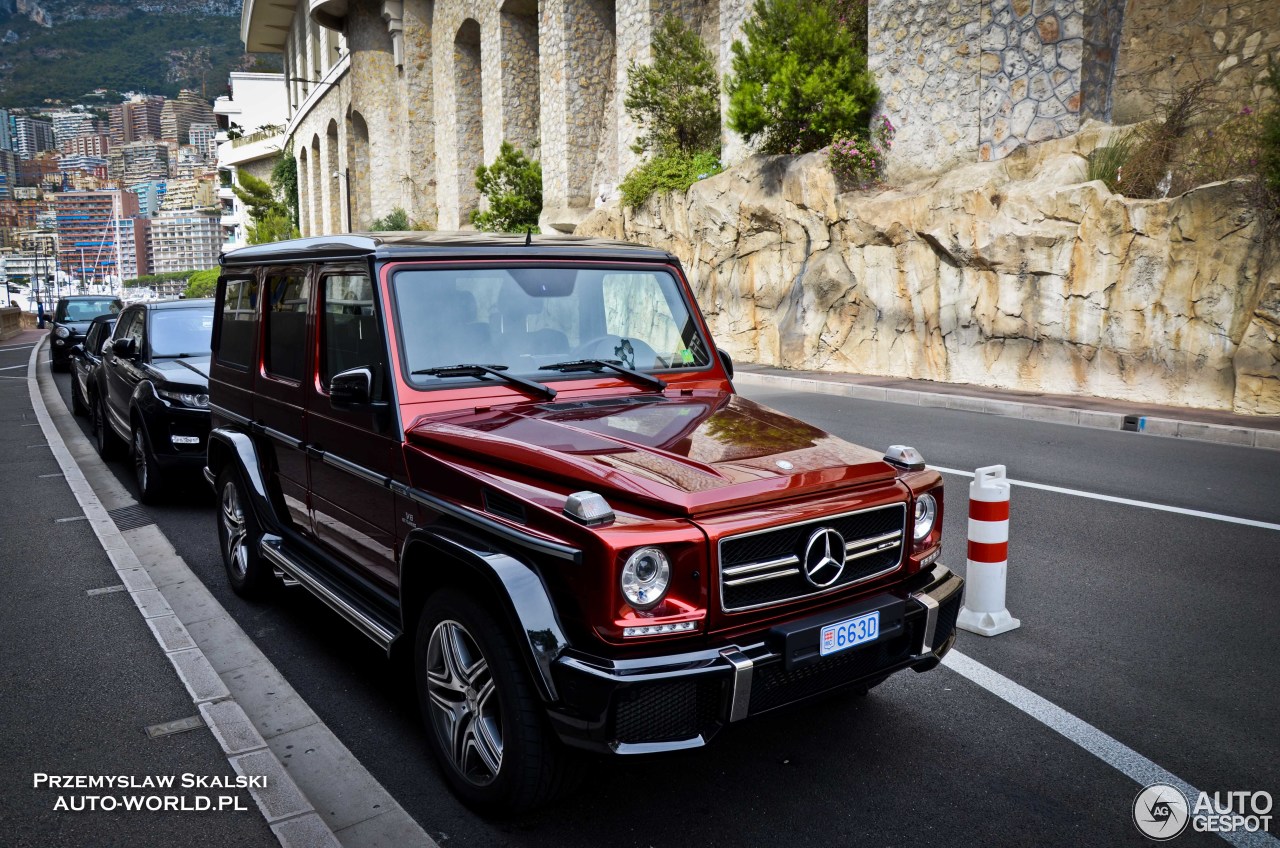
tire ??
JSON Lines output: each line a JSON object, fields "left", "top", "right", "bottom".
{"left": 70, "top": 376, "right": 88, "bottom": 416}
{"left": 415, "top": 590, "right": 580, "bottom": 815}
{"left": 50, "top": 356, "right": 69, "bottom": 373}
{"left": 92, "top": 393, "right": 123, "bottom": 459}
{"left": 216, "top": 469, "right": 277, "bottom": 599}
{"left": 132, "top": 424, "right": 165, "bottom": 504}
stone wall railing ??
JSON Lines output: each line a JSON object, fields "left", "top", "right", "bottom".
{"left": 1, "top": 307, "right": 23, "bottom": 341}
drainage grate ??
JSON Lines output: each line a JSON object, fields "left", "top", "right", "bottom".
{"left": 108, "top": 504, "right": 155, "bottom": 532}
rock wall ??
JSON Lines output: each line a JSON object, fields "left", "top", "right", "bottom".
{"left": 577, "top": 125, "right": 1280, "bottom": 414}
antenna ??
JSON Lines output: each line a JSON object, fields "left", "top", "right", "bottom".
{"left": 525, "top": 228, "right": 532, "bottom": 247}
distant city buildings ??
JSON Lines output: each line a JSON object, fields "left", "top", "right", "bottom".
{"left": 54, "top": 190, "right": 146, "bottom": 282}
{"left": 148, "top": 212, "right": 220, "bottom": 274}
{"left": 109, "top": 95, "right": 164, "bottom": 147}
{"left": 10, "top": 115, "right": 54, "bottom": 159}
{"left": 160, "top": 90, "right": 217, "bottom": 146}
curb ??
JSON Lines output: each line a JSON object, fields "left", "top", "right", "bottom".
{"left": 733, "top": 371, "right": 1280, "bottom": 451}
{"left": 26, "top": 339, "right": 362, "bottom": 848}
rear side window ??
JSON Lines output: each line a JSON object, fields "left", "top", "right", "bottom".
{"left": 218, "top": 276, "right": 259, "bottom": 369}
{"left": 320, "top": 273, "right": 385, "bottom": 397}
{"left": 264, "top": 273, "right": 311, "bottom": 381}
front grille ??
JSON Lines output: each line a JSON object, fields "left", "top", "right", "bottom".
{"left": 750, "top": 629, "right": 914, "bottom": 713}
{"left": 719, "top": 504, "right": 906, "bottom": 612}
{"left": 613, "top": 678, "right": 726, "bottom": 744}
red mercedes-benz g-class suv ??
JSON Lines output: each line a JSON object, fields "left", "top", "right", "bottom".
{"left": 208, "top": 233, "right": 962, "bottom": 814}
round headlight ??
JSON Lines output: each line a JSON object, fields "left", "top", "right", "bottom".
{"left": 621, "top": 547, "right": 671, "bottom": 610}
{"left": 54, "top": 326, "right": 70, "bottom": 339}
{"left": 913, "top": 493, "right": 938, "bottom": 542}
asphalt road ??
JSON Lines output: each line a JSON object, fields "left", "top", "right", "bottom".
{"left": 46, "top": 367, "right": 1280, "bottom": 847}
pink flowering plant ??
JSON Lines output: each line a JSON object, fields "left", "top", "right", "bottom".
{"left": 828, "top": 116, "right": 895, "bottom": 189}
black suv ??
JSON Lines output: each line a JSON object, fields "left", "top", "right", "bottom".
{"left": 48, "top": 295, "right": 123, "bottom": 371}
{"left": 68, "top": 314, "right": 116, "bottom": 417}
{"left": 93, "top": 298, "right": 215, "bottom": 502}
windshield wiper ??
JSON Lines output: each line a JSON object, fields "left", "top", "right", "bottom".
{"left": 411, "top": 363, "right": 557, "bottom": 400}
{"left": 539, "top": 359, "right": 668, "bottom": 391}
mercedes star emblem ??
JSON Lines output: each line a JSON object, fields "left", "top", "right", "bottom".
{"left": 802, "top": 527, "right": 846, "bottom": 587}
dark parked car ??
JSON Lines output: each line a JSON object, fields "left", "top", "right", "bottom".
{"left": 48, "top": 295, "right": 123, "bottom": 371}
{"left": 92, "top": 299, "right": 214, "bottom": 502}
{"left": 207, "top": 234, "right": 962, "bottom": 814}
{"left": 68, "top": 314, "right": 116, "bottom": 417}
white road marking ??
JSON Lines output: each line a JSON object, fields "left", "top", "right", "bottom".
{"left": 0, "top": 343, "right": 36, "bottom": 351}
{"left": 943, "top": 650, "right": 1280, "bottom": 848}
{"left": 0, "top": 363, "right": 28, "bottom": 370}
{"left": 930, "top": 466, "right": 1280, "bottom": 532}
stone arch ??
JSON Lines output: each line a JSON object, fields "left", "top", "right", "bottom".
{"left": 325, "top": 119, "right": 342, "bottom": 232}
{"left": 454, "top": 19, "right": 484, "bottom": 226}
{"left": 309, "top": 134, "right": 322, "bottom": 235}
{"left": 345, "top": 109, "right": 371, "bottom": 230}
{"left": 296, "top": 145, "right": 310, "bottom": 237}
{"left": 499, "top": 0, "right": 540, "bottom": 155}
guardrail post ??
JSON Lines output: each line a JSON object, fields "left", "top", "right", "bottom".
{"left": 957, "top": 464, "right": 1021, "bottom": 636}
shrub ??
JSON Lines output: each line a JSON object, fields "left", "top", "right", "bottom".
{"left": 370, "top": 207, "right": 411, "bottom": 231}
{"left": 1260, "top": 62, "right": 1280, "bottom": 202}
{"left": 827, "top": 116, "right": 895, "bottom": 189}
{"left": 726, "top": 0, "right": 878, "bottom": 154}
{"left": 619, "top": 151, "right": 723, "bottom": 209}
{"left": 472, "top": 142, "right": 543, "bottom": 233}
{"left": 1086, "top": 130, "right": 1136, "bottom": 193}
{"left": 624, "top": 15, "right": 721, "bottom": 158}
{"left": 1121, "top": 80, "right": 1213, "bottom": 198}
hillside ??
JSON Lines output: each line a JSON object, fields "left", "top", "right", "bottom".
{"left": 0, "top": 3, "right": 278, "bottom": 107}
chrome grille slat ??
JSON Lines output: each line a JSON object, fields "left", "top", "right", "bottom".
{"left": 723, "top": 555, "right": 800, "bottom": 577}
{"left": 724, "top": 567, "right": 801, "bottom": 587}
{"left": 718, "top": 503, "right": 908, "bottom": 613}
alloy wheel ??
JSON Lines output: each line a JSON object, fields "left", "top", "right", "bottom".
{"left": 425, "top": 620, "right": 503, "bottom": 786}
{"left": 133, "top": 429, "right": 148, "bottom": 492}
{"left": 220, "top": 480, "right": 249, "bottom": 579}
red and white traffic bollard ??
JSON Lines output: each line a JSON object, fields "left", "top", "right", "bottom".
{"left": 957, "top": 464, "right": 1021, "bottom": 636}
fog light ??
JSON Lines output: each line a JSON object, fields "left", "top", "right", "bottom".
{"left": 623, "top": 621, "right": 696, "bottom": 637}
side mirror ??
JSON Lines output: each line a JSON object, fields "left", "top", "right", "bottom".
{"left": 112, "top": 338, "right": 137, "bottom": 358}
{"left": 717, "top": 348, "right": 734, "bottom": 380}
{"left": 69, "top": 343, "right": 84, "bottom": 356}
{"left": 330, "top": 366, "right": 374, "bottom": 411}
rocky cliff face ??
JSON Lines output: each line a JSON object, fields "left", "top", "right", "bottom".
{"left": 577, "top": 124, "right": 1280, "bottom": 415}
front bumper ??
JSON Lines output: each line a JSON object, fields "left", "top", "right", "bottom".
{"left": 547, "top": 564, "right": 964, "bottom": 754}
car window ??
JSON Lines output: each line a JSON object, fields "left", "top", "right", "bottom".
{"left": 120, "top": 309, "right": 145, "bottom": 349}
{"left": 264, "top": 273, "right": 311, "bottom": 381}
{"left": 392, "top": 266, "right": 711, "bottom": 383}
{"left": 218, "top": 276, "right": 259, "bottom": 369}
{"left": 321, "top": 272, "right": 385, "bottom": 398}
{"left": 57, "top": 299, "right": 121, "bottom": 322}
{"left": 149, "top": 307, "right": 214, "bottom": 358}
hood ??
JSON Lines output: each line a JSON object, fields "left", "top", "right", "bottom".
{"left": 408, "top": 392, "right": 898, "bottom": 516}
{"left": 147, "top": 355, "right": 210, "bottom": 388}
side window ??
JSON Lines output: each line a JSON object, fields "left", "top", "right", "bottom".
{"left": 118, "top": 309, "right": 146, "bottom": 349}
{"left": 264, "top": 272, "right": 311, "bottom": 382}
{"left": 111, "top": 310, "right": 136, "bottom": 342}
{"left": 320, "top": 273, "right": 385, "bottom": 398}
{"left": 218, "top": 275, "right": 259, "bottom": 369}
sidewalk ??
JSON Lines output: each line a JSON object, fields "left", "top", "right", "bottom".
{"left": 0, "top": 329, "right": 277, "bottom": 848}
{"left": 735, "top": 364, "right": 1280, "bottom": 450}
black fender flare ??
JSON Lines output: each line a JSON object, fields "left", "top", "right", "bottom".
{"left": 206, "top": 428, "right": 284, "bottom": 533}
{"left": 400, "top": 528, "right": 569, "bottom": 703}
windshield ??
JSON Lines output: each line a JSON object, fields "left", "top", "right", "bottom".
{"left": 392, "top": 266, "right": 712, "bottom": 386}
{"left": 149, "top": 307, "right": 214, "bottom": 358}
{"left": 57, "top": 299, "right": 120, "bottom": 322}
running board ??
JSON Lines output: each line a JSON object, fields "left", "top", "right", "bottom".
{"left": 258, "top": 535, "right": 399, "bottom": 652}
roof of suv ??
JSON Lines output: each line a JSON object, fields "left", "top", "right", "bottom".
{"left": 131, "top": 298, "right": 216, "bottom": 311}
{"left": 221, "top": 232, "right": 677, "bottom": 266}
{"left": 58, "top": 294, "right": 122, "bottom": 301}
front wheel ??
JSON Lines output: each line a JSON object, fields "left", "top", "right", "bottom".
{"left": 416, "top": 590, "right": 579, "bottom": 815}
{"left": 216, "top": 469, "right": 276, "bottom": 599}
{"left": 132, "top": 425, "right": 164, "bottom": 504}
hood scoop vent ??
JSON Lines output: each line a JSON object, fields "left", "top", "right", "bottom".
{"left": 483, "top": 488, "right": 528, "bottom": 524}
{"left": 536, "top": 395, "right": 665, "bottom": 412}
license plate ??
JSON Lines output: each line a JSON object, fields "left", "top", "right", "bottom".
{"left": 819, "top": 610, "right": 880, "bottom": 657}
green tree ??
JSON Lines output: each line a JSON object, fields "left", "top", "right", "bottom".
{"left": 183, "top": 268, "right": 219, "bottom": 299}
{"left": 233, "top": 171, "right": 298, "bottom": 245}
{"left": 472, "top": 142, "right": 543, "bottom": 233}
{"left": 625, "top": 16, "right": 721, "bottom": 157}
{"left": 725, "top": 0, "right": 879, "bottom": 154}
{"left": 271, "top": 141, "right": 300, "bottom": 227}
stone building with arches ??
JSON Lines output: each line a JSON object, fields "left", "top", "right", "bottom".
{"left": 242, "top": 0, "right": 1280, "bottom": 234}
